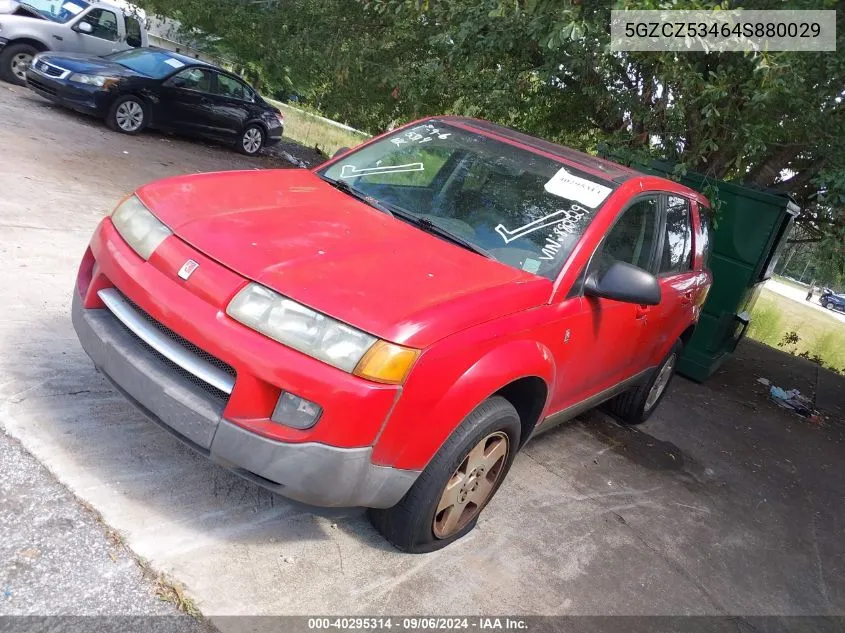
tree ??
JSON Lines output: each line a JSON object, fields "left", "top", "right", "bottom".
{"left": 138, "top": 0, "right": 845, "bottom": 250}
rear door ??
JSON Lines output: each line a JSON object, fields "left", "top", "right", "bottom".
{"left": 642, "top": 194, "right": 700, "bottom": 362}
{"left": 72, "top": 7, "right": 122, "bottom": 56}
{"left": 207, "top": 72, "right": 256, "bottom": 139}
{"left": 157, "top": 67, "right": 218, "bottom": 135}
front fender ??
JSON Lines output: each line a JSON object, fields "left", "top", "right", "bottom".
{"left": 371, "top": 339, "right": 556, "bottom": 471}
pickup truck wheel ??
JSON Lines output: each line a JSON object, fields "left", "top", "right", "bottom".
{"left": 606, "top": 340, "right": 682, "bottom": 425}
{"left": 0, "top": 43, "right": 38, "bottom": 86}
{"left": 368, "top": 396, "right": 520, "bottom": 553}
{"left": 106, "top": 96, "right": 148, "bottom": 134}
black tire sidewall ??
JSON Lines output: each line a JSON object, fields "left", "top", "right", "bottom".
{"left": 107, "top": 95, "right": 147, "bottom": 135}
{"left": 239, "top": 124, "right": 265, "bottom": 155}
{"left": 369, "top": 396, "right": 521, "bottom": 553}
{"left": 1, "top": 44, "right": 38, "bottom": 86}
{"left": 609, "top": 341, "right": 682, "bottom": 425}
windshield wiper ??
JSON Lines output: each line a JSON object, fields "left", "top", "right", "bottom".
{"left": 317, "top": 174, "right": 394, "bottom": 217}
{"left": 390, "top": 209, "right": 492, "bottom": 259}
{"left": 317, "top": 174, "right": 490, "bottom": 259}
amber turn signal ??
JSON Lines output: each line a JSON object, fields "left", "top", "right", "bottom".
{"left": 353, "top": 340, "right": 420, "bottom": 385}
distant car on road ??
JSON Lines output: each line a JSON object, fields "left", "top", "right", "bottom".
{"left": 0, "top": 0, "right": 148, "bottom": 85}
{"left": 25, "top": 47, "right": 284, "bottom": 155}
{"left": 821, "top": 293, "right": 845, "bottom": 313}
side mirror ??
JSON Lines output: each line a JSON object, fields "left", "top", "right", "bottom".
{"left": 333, "top": 146, "right": 351, "bottom": 159}
{"left": 76, "top": 21, "right": 93, "bottom": 34}
{"left": 584, "top": 261, "right": 661, "bottom": 306}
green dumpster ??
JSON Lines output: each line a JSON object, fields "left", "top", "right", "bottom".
{"left": 633, "top": 161, "right": 800, "bottom": 382}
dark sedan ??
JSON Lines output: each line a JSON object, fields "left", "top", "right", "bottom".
{"left": 821, "top": 293, "right": 845, "bottom": 313}
{"left": 25, "top": 48, "right": 283, "bottom": 155}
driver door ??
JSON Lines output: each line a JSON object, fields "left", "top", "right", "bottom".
{"left": 157, "top": 67, "right": 218, "bottom": 135}
{"left": 548, "top": 195, "right": 662, "bottom": 412}
{"left": 72, "top": 8, "right": 122, "bottom": 56}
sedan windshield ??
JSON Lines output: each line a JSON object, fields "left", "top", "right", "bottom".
{"left": 318, "top": 121, "right": 615, "bottom": 279}
{"left": 106, "top": 49, "right": 188, "bottom": 79}
{"left": 22, "top": 0, "right": 89, "bottom": 23}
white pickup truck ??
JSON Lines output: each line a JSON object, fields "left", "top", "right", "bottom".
{"left": 0, "top": 0, "right": 149, "bottom": 84}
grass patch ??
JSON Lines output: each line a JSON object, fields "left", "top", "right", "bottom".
{"left": 266, "top": 99, "right": 370, "bottom": 156}
{"left": 748, "top": 288, "right": 845, "bottom": 373}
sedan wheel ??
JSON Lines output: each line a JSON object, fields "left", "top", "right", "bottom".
{"left": 107, "top": 96, "right": 148, "bottom": 135}
{"left": 239, "top": 125, "right": 264, "bottom": 155}
{"left": 433, "top": 431, "right": 509, "bottom": 539}
{"left": 115, "top": 101, "right": 145, "bottom": 132}
{"left": 11, "top": 53, "right": 32, "bottom": 83}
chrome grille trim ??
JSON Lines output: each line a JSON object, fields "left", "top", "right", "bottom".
{"left": 97, "top": 288, "right": 235, "bottom": 395}
{"left": 32, "top": 60, "right": 71, "bottom": 80}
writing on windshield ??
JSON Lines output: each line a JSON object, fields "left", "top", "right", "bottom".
{"left": 319, "top": 121, "right": 615, "bottom": 280}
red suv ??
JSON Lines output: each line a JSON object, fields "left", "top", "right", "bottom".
{"left": 72, "top": 117, "right": 712, "bottom": 552}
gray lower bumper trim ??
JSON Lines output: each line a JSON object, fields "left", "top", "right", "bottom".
{"left": 72, "top": 291, "right": 419, "bottom": 509}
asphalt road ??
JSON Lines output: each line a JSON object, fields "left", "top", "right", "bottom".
{"left": 1, "top": 83, "right": 844, "bottom": 624}
{"left": 765, "top": 279, "right": 845, "bottom": 325}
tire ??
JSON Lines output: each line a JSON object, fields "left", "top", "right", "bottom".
{"left": 238, "top": 124, "right": 265, "bottom": 155}
{"left": 106, "top": 95, "right": 148, "bottom": 135}
{"left": 0, "top": 43, "right": 38, "bottom": 86}
{"left": 368, "top": 396, "right": 521, "bottom": 553}
{"left": 606, "top": 340, "right": 682, "bottom": 425}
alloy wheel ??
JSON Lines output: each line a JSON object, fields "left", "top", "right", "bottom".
{"left": 115, "top": 101, "right": 144, "bottom": 132}
{"left": 645, "top": 353, "right": 676, "bottom": 412}
{"left": 433, "top": 431, "right": 509, "bottom": 539}
{"left": 11, "top": 53, "right": 33, "bottom": 82}
{"left": 242, "top": 127, "right": 262, "bottom": 154}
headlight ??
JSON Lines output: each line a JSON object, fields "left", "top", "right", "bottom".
{"left": 69, "top": 73, "right": 116, "bottom": 87}
{"left": 227, "top": 283, "right": 419, "bottom": 382}
{"left": 111, "top": 195, "right": 172, "bottom": 260}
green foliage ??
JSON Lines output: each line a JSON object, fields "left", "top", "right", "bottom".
{"left": 138, "top": 0, "right": 845, "bottom": 258}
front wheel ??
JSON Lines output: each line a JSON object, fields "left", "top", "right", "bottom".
{"left": 0, "top": 43, "right": 38, "bottom": 86}
{"left": 238, "top": 124, "right": 265, "bottom": 155}
{"left": 368, "top": 396, "right": 521, "bottom": 553}
{"left": 606, "top": 340, "right": 682, "bottom": 425}
{"left": 106, "top": 95, "right": 148, "bottom": 135}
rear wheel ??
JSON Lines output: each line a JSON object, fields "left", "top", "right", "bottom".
{"left": 238, "top": 124, "right": 265, "bottom": 155}
{"left": 606, "top": 340, "right": 682, "bottom": 425}
{"left": 107, "top": 96, "right": 148, "bottom": 134}
{"left": 0, "top": 43, "right": 38, "bottom": 86}
{"left": 368, "top": 396, "right": 520, "bottom": 553}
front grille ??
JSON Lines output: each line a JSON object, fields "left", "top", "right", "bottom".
{"left": 27, "top": 77, "right": 57, "bottom": 96}
{"left": 41, "top": 63, "right": 64, "bottom": 77}
{"left": 109, "top": 291, "right": 236, "bottom": 404}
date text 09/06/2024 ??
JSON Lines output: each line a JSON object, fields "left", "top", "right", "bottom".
{"left": 307, "top": 618, "right": 529, "bottom": 630}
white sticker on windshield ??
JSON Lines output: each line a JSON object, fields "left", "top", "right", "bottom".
{"left": 544, "top": 168, "right": 612, "bottom": 207}
{"left": 339, "top": 163, "right": 424, "bottom": 179}
{"left": 522, "top": 258, "right": 541, "bottom": 274}
{"left": 62, "top": 2, "right": 84, "bottom": 14}
{"left": 164, "top": 58, "right": 186, "bottom": 69}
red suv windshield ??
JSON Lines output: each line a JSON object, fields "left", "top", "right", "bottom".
{"left": 319, "top": 121, "right": 616, "bottom": 279}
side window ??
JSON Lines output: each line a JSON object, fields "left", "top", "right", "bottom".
{"left": 169, "top": 68, "right": 213, "bottom": 93}
{"left": 124, "top": 16, "right": 143, "bottom": 48}
{"left": 83, "top": 9, "right": 120, "bottom": 42}
{"left": 214, "top": 74, "right": 253, "bottom": 101}
{"left": 659, "top": 195, "right": 693, "bottom": 275}
{"left": 594, "top": 197, "right": 660, "bottom": 277}
{"left": 698, "top": 208, "right": 714, "bottom": 267}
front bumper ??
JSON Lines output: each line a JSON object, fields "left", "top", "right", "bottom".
{"left": 72, "top": 291, "right": 418, "bottom": 508}
{"left": 25, "top": 68, "right": 110, "bottom": 116}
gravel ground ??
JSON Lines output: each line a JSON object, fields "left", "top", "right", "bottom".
{"left": 0, "top": 428, "right": 208, "bottom": 630}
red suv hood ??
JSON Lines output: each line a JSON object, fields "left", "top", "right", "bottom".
{"left": 136, "top": 170, "right": 552, "bottom": 347}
